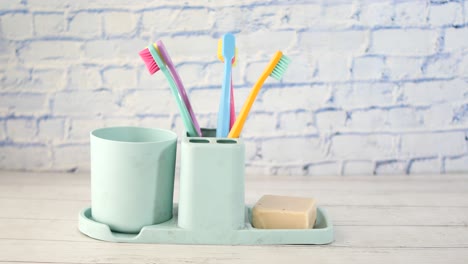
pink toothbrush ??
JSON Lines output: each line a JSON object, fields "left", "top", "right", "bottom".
{"left": 229, "top": 75, "right": 235, "bottom": 129}
{"left": 156, "top": 40, "right": 202, "bottom": 136}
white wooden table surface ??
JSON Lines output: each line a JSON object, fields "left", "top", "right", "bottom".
{"left": 1, "top": 171, "right": 468, "bottom": 264}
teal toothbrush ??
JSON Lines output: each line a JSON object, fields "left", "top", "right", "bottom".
{"left": 139, "top": 43, "right": 199, "bottom": 137}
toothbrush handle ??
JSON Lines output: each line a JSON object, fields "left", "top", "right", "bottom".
{"left": 147, "top": 43, "right": 198, "bottom": 137}
{"left": 217, "top": 61, "right": 232, "bottom": 137}
{"left": 229, "top": 74, "right": 235, "bottom": 130}
{"left": 228, "top": 70, "right": 269, "bottom": 138}
{"left": 167, "top": 64, "right": 202, "bottom": 137}
{"left": 166, "top": 73, "right": 198, "bottom": 137}
{"left": 158, "top": 41, "right": 202, "bottom": 136}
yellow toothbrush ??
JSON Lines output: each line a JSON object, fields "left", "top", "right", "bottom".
{"left": 228, "top": 51, "right": 291, "bottom": 138}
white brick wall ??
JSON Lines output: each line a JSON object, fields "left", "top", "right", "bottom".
{"left": 358, "top": 2, "right": 393, "bottom": 27}
{"left": 445, "top": 27, "right": 468, "bottom": 51}
{"left": 352, "top": 56, "right": 385, "bottom": 80}
{"left": 393, "top": 2, "right": 428, "bottom": 27}
{"left": 102, "top": 67, "right": 138, "bottom": 89}
{"left": 315, "top": 109, "right": 347, "bottom": 131}
{"left": 277, "top": 111, "right": 316, "bottom": 134}
{"left": 68, "top": 12, "right": 102, "bottom": 38}
{"left": 103, "top": 12, "right": 138, "bottom": 36}
{"left": 53, "top": 144, "right": 90, "bottom": 171}
{"left": 240, "top": 112, "right": 277, "bottom": 137}
{"left": 0, "top": 93, "right": 48, "bottom": 115}
{"left": 400, "top": 132, "right": 467, "bottom": 157}
{"left": 0, "top": 145, "right": 50, "bottom": 170}
{"left": 401, "top": 79, "right": 467, "bottom": 105}
{"left": 34, "top": 13, "right": 65, "bottom": 36}
{"left": 386, "top": 57, "right": 424, "bottom": 80}
{"left": 6, "top": 118, "right": 36, "bottom": 142}
{"left": 428, "top": 2, "right": 463, "bottom": 26}
{"left": 445, "top": 155, "right": 468, "bottom": 172}
{"left": 37, "top": 118, "right": 65, "bottom": 142}
{"left": 409, "top": 158, "right": 441, "bottom": 174}
{"left": 0, "top": 0, "right": 467, "bottom": 175}
{"left": 342, "top": 160, "right": 374, "bottom": 175}
{"left": 300, "top": 31, "right": 367, "bottom": 55}
{"left": 261, "top": 137, "right": 327, "bottom": 163}
{"left": 330, "top": 134, "right": 398, "bottom": 160}
{"left": 374, "top": 160, "right": 407, "bottom": 175}
{"left": 1, "top": 13, "right": 33, "bottom": 40}
{"left": 19, "top": 41, "right": 82, "bottom": 64}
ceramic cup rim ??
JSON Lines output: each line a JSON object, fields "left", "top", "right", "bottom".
{"left": 90, "top": 126, "right": 177, "bottom": 144}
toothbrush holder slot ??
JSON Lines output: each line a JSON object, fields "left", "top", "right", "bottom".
{"left": 178, "top": 128, "right": 245, "bottom": 231}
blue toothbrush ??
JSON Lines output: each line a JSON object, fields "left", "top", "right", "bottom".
{"left": 216, "top": 33, "right": 235, "bottom": 138}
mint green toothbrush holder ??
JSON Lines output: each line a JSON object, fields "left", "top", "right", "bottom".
{"left": 80, "top": 127, "right": 334, "bottom": 244}
{"left": 178, "top": 128, "right": 245, "bottom": 230}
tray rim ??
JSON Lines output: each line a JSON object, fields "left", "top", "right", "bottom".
{"left": 78, "top": 204, "right": 334, "bottom": 245}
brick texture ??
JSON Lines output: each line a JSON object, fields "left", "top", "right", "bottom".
{"left": 0, "top": 0, "right": 467, "bottom": 175}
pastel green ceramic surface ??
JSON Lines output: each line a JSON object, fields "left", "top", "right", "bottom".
{"left": 80, "top": 127, "right": 334, "bottom": 244}
{"left": 90, "top": 126, "right": 177, "bottom": 233}
{"left": 178, "top": 130, "right": 245, "bottom": 230}
{"left": 78, "top": 205, "right": 334, "bottom": 245}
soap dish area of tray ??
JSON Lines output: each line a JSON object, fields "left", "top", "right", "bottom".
{"left": 78, "top": 205, "right": 334, "bottom": 245}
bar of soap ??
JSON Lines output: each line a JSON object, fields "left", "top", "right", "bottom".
{"left": 252, "top": 195, "right": 317, "bottom": 229}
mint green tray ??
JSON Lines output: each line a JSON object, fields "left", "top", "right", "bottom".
{"left": 78, "top": 205, "right": 334, "bottom": 245}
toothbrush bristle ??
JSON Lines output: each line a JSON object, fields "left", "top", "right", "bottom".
{"left": 139, "top": 47, "right": 160, "bottom": 75}
{"left": 217, "top": 39, "right": 224, "bottom": 62}
{"left": 218, "top": 41, "right": 237, "bottom": 66}
{"left": 232, "top": 48, "right": 237, "bottom": 66}
{"left": 270, "top": 55, "right": 291, "bottom": 80}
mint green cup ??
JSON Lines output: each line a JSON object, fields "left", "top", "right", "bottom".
{"left": 90, "top": 126, "right": 177, "bottom": 233}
